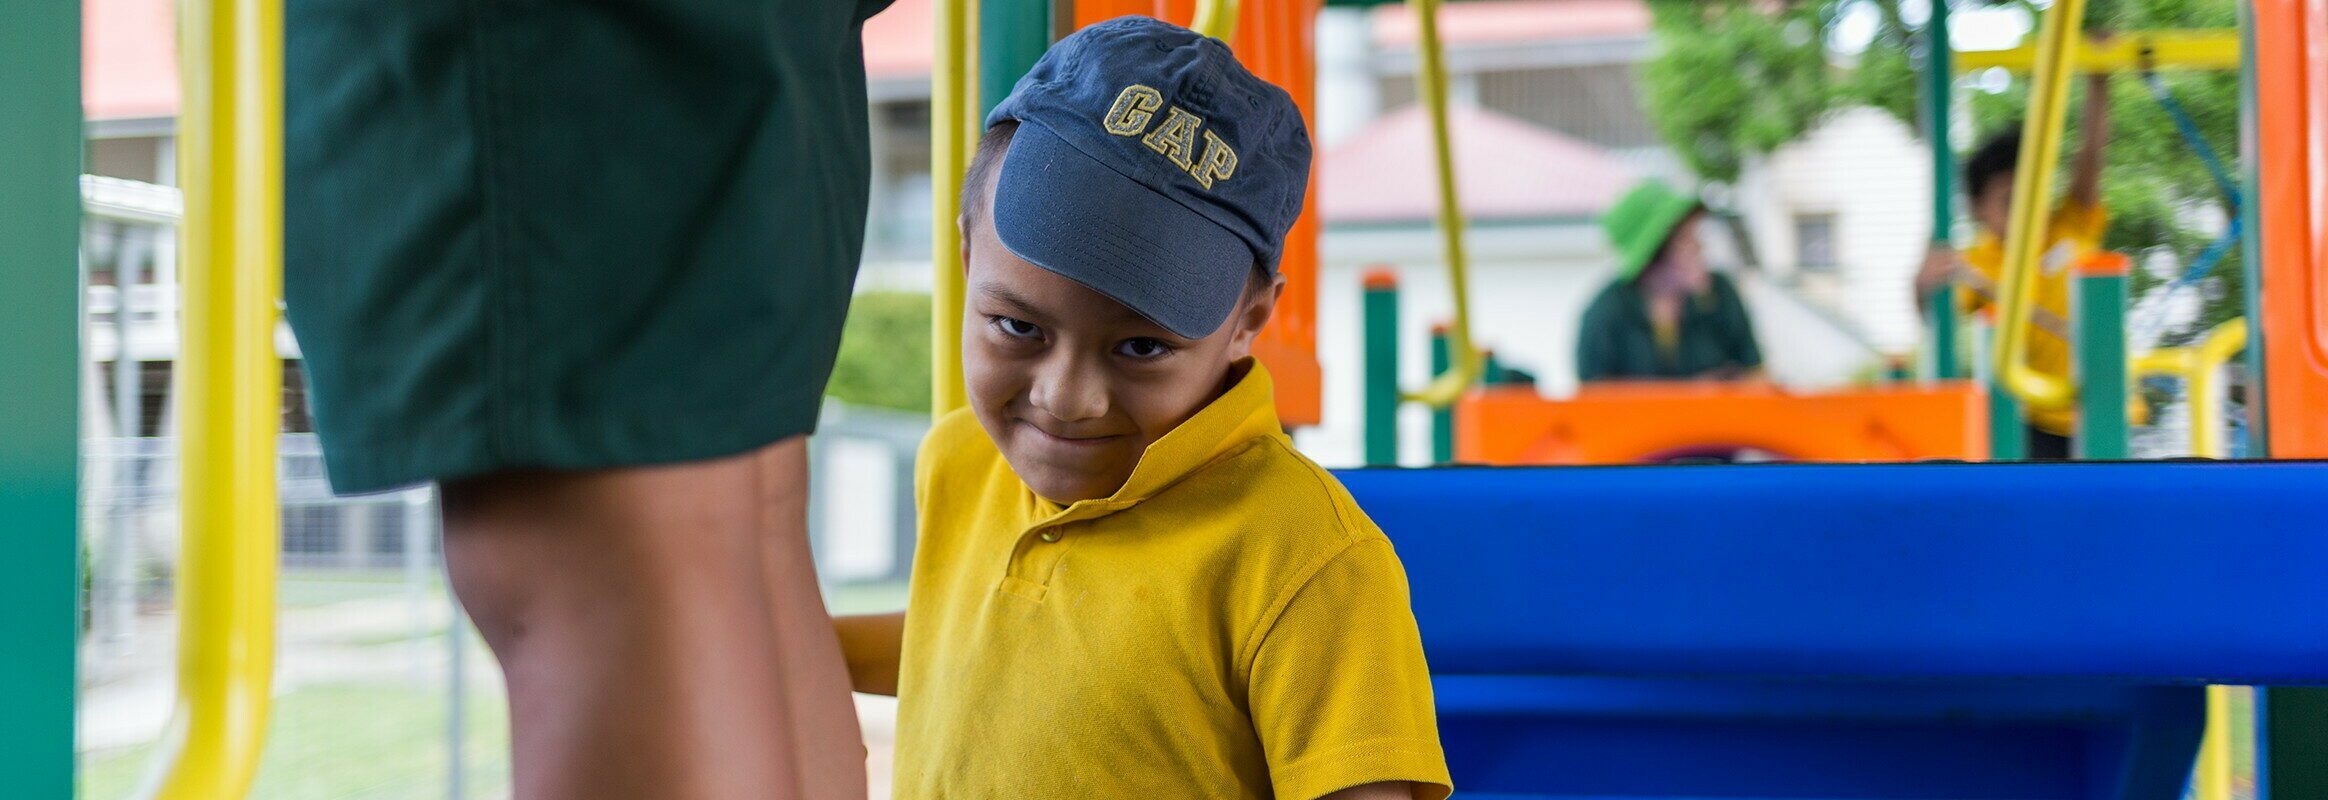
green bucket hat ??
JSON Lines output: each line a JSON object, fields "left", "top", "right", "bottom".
{"left": 1601, "top": 179, "right": 1704, "bottom": 281}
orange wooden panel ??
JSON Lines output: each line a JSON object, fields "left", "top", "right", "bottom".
{"left": 1455, "top": 383, "right": 1992, "bottom": 465}
{"left": 1069, "top": 0, "right": 1325, "bottom": 425}
{"left": 2254, "top": 0, "right": 2328, "bottom": 457}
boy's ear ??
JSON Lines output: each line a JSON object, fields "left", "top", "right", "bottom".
{"left": 1227, "top": 273, "right": 1286, "bottom": 359}
{"left": 957, "top": 215, "right": 971, "bottom": 275}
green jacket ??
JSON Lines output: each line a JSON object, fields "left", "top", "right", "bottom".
{"left": 1576, "top": 273, "right": 1762, "bottom": 382}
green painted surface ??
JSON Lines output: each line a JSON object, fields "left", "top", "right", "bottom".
{"left": 2266, "top": 688, "right": 2328, "bottom": 799}
{"left": 980, "top": 0, "right": 1053, "bottom": 118}
{"left": 1362, "top": 284, "right": 1399, "bottom": 466}
{"left": 2236, "top": 8, "right": 2269, "bottom": 452}
{"left": 0, "top": 1, "right": 82, "bottom": 795}
{"left": 1988, "top": 382, "right": 2026, "bottom": 461}
{"left": 1429, "top": 329, "right": 1453, "bottom": 464}
{"left": 1922, "top": 1, "right": 1961, "bottom": 380}
{"left": 2074, "top": 273, "right": 2129, "bottom": 459}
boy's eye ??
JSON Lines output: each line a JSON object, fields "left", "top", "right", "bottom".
{"left": 993, "top": 316, "right": 1042, "bottom": 339}
{"left": 1115, "top": 338, "right": 1173, "bottom": 360}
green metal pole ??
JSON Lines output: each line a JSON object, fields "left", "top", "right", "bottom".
{"left": 0, "top": 2, "right": 81, "bottom": 795}
{"left": 1429, "top": 324, "right": 1453, "bottom": 464}
{"left": 2266, "top": 688, "right": 2328, "bottom": 800}
{"left": 1922, "top": 0, "right": 1961, "bottom": 381}
{"left": 1482, "top": 350, "right": 1504, "bottom": 386}
{"left": 1980, "top": 323, "right": 2027, "bottom": 460}
{"left": 2073, "top": 265, "right": 2130, "bottom": 459}
{"left": 980, "top": 0, "right": 1054, "bottom": 117}
{"left": 1362, "top": 270, "right": 1400, "bottom": 466}
{"left": 2237, "top": 5, "right": 2270, "bottom": 451}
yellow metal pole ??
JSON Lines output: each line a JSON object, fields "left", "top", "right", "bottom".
{"left": 1956, "top": 29, "right": 2241, "bottom": 73}
{"left": 2128, "top": 318, "right": 2248, "bottom": 458}
{"left": 1400, "top": 0, "right": 1483, "bottom": 408}
{"left": 147, "top": 0, "right": 281, "bottom": 794}
{"left": 2196, "top": 685, "right": 2235, "bottom": 800}
{"left": 932, "top": 0, "right": 978, "bottom": 418}
{"left": 1992, "top": 0, "right": 2086, "bottom": 413}
{"left": 1192, "top": 0, "right": 1241, "bottom": 41}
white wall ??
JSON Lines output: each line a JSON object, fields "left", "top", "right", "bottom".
{"left": 1738, "top": 107, "right": 1934, "bottom": 356}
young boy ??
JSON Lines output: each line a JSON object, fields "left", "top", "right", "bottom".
{"left": 1915, "top": 72, "right": 2112, "bottom": 459}
{"left": 835, "top": 17, "right": 1451, "bottom": 800}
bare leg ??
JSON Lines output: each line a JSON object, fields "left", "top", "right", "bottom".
{"left": 441, "top": 437, "right": 851, "bottom": 799}
{"left": 753, "top": 442, "right": 869, "bottom": 796}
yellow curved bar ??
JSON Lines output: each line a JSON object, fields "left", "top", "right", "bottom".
{"left": 2130, "top": 317, "right": 2248, "bottom": 458}
{"left": 1399, "top": 0, "right": 1484, "bottom": 408}
{"left": 1991, "top": 0, "right": 2087, "bottom": 413}
{"left": 144, "top": 0, "right": 281, "bottom": 795}
{"left": 1192, "top": 0, "right": 1241, "bottom": 41}
{"left": 932, "top": 0, "right": 980, "bottom": 418}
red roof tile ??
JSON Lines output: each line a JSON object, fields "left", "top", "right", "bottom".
{"left": 1321, "top": 103, "right": 1635, "bottom": 224}
{"left": 1372, "top": 0, "right": 1651, "bottom": 48}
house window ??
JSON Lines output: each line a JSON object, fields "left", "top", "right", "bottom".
{"left": 1794, "top": 213, "right": 1840, "bottom": 273}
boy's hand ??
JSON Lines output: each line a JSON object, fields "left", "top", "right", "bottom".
{"left": 1915, "top": 245, "right": 1964, "bottom": 297}
{"left": 833, "top": 612, "right": 907, "bottom": 697}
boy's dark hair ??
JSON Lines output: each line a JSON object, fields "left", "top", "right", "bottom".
{"left": 1964, "top": 128, "right": 2022, "bottom": 202}
{"left": 961, "top": 120, "right": 1273, "bottom": 298}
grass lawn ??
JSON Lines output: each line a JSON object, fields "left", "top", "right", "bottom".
{"left": 80, "top": 681, "right": 510, "bottom": 800}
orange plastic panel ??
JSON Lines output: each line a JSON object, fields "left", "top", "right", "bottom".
{"left": 1070, "top": 0, "right": 1325, "bottom": 425}
{"left": 2255, "top": 0, "right": 2328, "bottom": 457}
{"left": 1456, "top": 383, "right": 1992, "bottom": 465}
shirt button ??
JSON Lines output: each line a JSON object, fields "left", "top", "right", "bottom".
{"left": 1038, "top": 528, "right": 1062, "bottom": 543}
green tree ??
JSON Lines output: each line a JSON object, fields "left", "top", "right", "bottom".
{"left": 825, "top": 290, "right": 933, "bottom": 414}
{"left": 1642, "top": 0, "right": 2245, "bottom": 344}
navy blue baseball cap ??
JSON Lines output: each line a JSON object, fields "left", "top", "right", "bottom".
{"left": 984, "top": 16, "right": 1312, "bottom": 339}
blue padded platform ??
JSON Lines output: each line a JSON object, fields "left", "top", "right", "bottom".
{"left": 1332, "top": 461, "right": 2328, "bottom": 800}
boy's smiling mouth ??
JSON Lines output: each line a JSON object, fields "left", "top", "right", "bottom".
{"left": 1021, "top": 420, "right": 1128, "bottom": 447}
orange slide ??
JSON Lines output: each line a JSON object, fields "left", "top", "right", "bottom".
{"left": 1456, "top": 382, "right": 1991, "bottom": 465}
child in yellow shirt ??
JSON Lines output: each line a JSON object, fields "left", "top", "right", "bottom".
{"left": 833, "top": 17, "right": 1450, "bottom": 800}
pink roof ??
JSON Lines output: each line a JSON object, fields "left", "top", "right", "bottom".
{"left": 1372, "top": 0, "right": 1652, "bottom": 48}
{"left": 1321, "top": 103, "right": 1635, "bottom": 224}
{"left": 864, "top": 0, "right": 934, "bottom": 80}
{"left": 84, "top": 0, "right": 177, "bottom": 121}
{"left": 84, "top": 0, "right": 932, "bottom": 122}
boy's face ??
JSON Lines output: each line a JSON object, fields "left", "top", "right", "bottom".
{"left": 1974, "top": 172, "right": 2016, "bottom": 236}
{"left": 960, "top": 185, "right": 1281, "bottom": 505}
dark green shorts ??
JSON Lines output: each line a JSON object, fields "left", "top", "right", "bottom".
{"left": 285, "top": 0, "right": 892, "bottom": 493}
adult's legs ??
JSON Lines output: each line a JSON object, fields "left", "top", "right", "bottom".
{"left": 754, "top": 442, "right": 869, "bottom": 794}
{"left": 441, "top": 437, "right": 857, "bottom": 799}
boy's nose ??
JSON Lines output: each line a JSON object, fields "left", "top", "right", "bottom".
{"left": 1029, "top": 357, "right": 1111, "bottom": 424}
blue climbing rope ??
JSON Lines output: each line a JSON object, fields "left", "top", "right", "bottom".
{"left": 2133, "top": 68, "right": 2243, "bottom": 343}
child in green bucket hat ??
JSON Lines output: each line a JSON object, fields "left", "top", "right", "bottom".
{"left": 1576, "top": 179, "right": 1764, "bottom": 382}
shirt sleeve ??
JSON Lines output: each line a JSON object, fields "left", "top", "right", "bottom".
{"left": 2052, "top": 199, "right": 2110, "bottom": 246}
{"left": 1248, "top": 538, "right": 1452, "bottom": 800}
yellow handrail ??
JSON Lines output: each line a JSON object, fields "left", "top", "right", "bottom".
{"left": 1956, "top": 28, "right": 2241, "bottom": 74}
{"left": 1400, "top": 0, "right": 1484, "bottom": 408}
{"left": 2129, "top": 317, "right": 2248, "bottom": 458}
{"left": 1991, "top": 0, "right": 2088, "bottom": 413}
{"left": 932, "top": 0, "right": 981, "bottom": 418}
{"left": 1192, "top": 0, "right": 1241, "bottom": 41}
{"left": 143, "top": 0, "right": 281, "bottom": 794}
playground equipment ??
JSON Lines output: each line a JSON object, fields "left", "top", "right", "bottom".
{"left": 7, "top": 0, "right": 2326, "bottom": 797}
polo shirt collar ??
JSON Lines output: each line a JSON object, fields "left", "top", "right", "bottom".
{"left": 1033, "top": 358, "right": 1282, "bottom": 525}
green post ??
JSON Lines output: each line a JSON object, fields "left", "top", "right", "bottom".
{"left": 2237, "top": 7, "right": 2271, "bottom": 449}
{"left": 2073, "top": 263, "right": 2130, "bottom": 459}
{"left": 981, "top": 0, "right": 1054, "bottom": 117}
{"left": 0, "top": 2, "right": 81, "bottom": 794}
{"left": 2266, "top": 688, "right": 2328, "bottom": 799}
{"left": 1429, "top": 324, "right": 1453, "bottom": 464}
{"left": 1482, "top": 350, "right": 1504, "bottom": 386}
{"left": 1979, "top": 323, "right": 2027, "bottom": 460}
{"left": 1362, "top": 269, "right": 1400, "bottom": 466}
{"left": 1922, "top": 0, "right": 1961, "bottom": 380}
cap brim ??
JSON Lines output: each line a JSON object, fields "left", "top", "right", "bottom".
{"left": 992, "top": 121, "right": 1252, "bottom": 340}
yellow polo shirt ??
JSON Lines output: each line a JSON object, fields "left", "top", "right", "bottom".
{"left": 1960, "top": 200, "right": 2109, "bottom": 435}
{"left": 892, "top": 362, "right": 1451, "bottom": 800}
